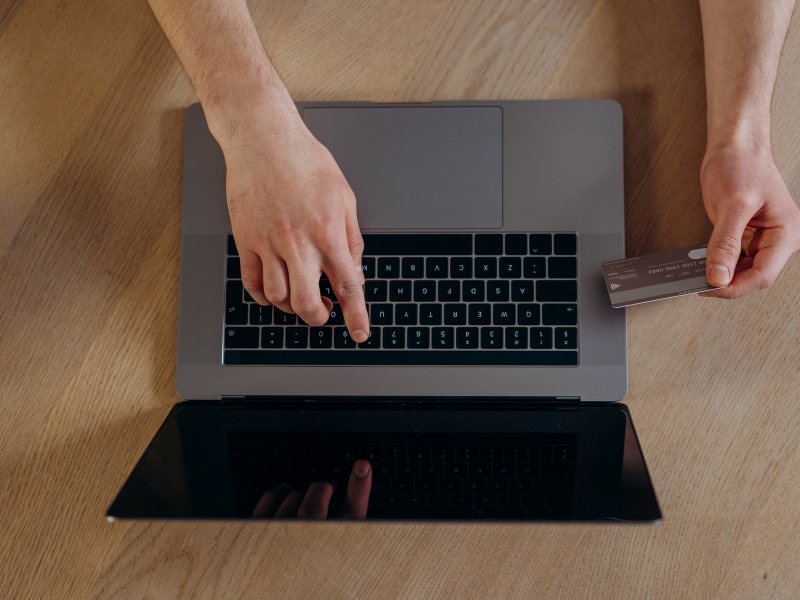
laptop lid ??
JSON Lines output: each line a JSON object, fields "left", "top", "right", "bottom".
{"left": 107, "top": 401, "right": 660, "bottom": 523}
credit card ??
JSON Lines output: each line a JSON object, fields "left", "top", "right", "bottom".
{"left": 601, "top": 244, "right": 727, "bottom": 308}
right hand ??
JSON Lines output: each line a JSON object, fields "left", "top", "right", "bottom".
{"left": 219, "top": 110, "right": 369, "bottom": 342}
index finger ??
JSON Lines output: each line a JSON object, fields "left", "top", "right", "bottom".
{"left": 324, "top": 246, "right": 370, "bottom": 343}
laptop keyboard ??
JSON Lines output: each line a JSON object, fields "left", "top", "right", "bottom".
{"left": 228, "top": 432, "right": 577, "bottom": 520}
{"left": 223, "top": 233, "right": 578, "bottom": 366}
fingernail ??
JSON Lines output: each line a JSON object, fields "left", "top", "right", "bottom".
{"left": 354, "top": 461, "right": 370, "bottom": 478}
{"left": 353, "top": 329, "right": 367, "bottom": 343}
{"left": 709, "top": 264, "right": 730, "bottom": 285}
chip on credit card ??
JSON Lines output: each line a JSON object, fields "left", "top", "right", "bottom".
{"left": 601, "top": 244, "right": 727, "bottom": 308}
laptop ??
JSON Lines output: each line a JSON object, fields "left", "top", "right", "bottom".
{"left": 108, "top": 100, "right": 660, "bottom": 522}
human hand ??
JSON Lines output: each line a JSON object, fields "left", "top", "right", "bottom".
{"left": 220, "top": 110, "right": 369, "bottom": 342}
{"left": 699, "top": 144, "right": 800, "bottom": 299}
{"left": 251, "top": 460, "right": 372, "bottom": 519}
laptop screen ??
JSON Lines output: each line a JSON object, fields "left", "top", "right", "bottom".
{"left": 107, "top": 401, "right": 660, "bottom": 523}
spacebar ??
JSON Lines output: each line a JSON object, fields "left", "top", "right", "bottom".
{"left": 362, "top": 234, "right": 473, "bottom": 256}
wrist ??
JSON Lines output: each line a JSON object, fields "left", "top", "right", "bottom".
{"left": 706, "top": 106, "right": 772, "bottom": 157}
{"left": 200, "top": 64, "right": 302, "bottom": 153}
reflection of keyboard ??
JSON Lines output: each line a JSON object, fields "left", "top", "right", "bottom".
{"left": 223, "top": 232, "right": 578, "bottom": 366}
{"left": 228, "top": 432, "right": 577, "bottom": 520}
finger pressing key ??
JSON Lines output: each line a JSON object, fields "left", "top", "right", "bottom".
{"left": 325, "top": 246, "right": 369, "bottom": 343}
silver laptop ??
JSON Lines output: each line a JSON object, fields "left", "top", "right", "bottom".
{"left": 108, "top": 101, "right": 659, "bottom": 523}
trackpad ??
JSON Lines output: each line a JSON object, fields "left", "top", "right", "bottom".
{"left": 303, "top": 107, "right": 503, "bottom": 229}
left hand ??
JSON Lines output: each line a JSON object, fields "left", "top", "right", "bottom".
{"left": 699, "top": 144, "right": 800, "bottom": 299}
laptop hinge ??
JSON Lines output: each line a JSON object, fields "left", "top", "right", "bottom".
{"left": 221, "top": 396, "right": 581, "bottom": 409}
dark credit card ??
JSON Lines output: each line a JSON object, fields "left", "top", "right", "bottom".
{"left": 601, "top": 244, "right": 726, "bottom": 308}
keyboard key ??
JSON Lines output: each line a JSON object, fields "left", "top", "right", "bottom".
{"left": 486, "top": 479, "right": 507, "bottom": 493}
{"left": 433, "top": 445, "right": 455, "bottom": 460}
{"left": 529, "top": 234, "right": 552, "bottom": 255}
{"left": 499, "top": 257, "right": 521, "bottom": 278}
{"left": 413, "top": 281, "right": 436, "bottom": 302}
{"left": 537, "top": 281, "right": 577, "bottom": 302}
{"left": 392, "top": 479, "right": 413, "bottom": 493}
{"left": 451, "top": 493, "right": 472, "bottom": 507}
{"left": 386, "top": 445, "right": 407, "bottom": 460}
{"left": 553, "top": 445, "right": 577, "bottom": 462}
{"left": 371, "top": 304, "right": 393, "bottom": 325}
{"left": 440, "top": 479, "right": 462, "bottom": 493}
{"left": 475, "top": 234, "right": 503, "bottom": 255}
{"left": 395, "top": 304, "right": 417, "bottom": 325}
{"left": 408, "top": 445, "right": 431, "bottom": 461}
{"left": 250, "top": 304, "right": 272, "bottom": 325}
{"left": 510, "top": 479, "right": 533, "bottom": 493}
{"left": 468, "top": 304, "right": 491, "bottom": 325}
{"left": 443, "top": 304, "right": 466, "bottom": 325}
{"left": 244, "top": 289, "right": 254, "bottom": 303}
{"left": 333, "top": 327, "right": 357, "bottom": 348}
{"left": 555, "top": 327, "right": 578, "bottom": 349}
{"left": 274, "top": 308, "right": 296, "bottom": 325}
{"left": 486, "top": 280, "right": 509, "bottom": 302}
{"left": 225, "top": 327, "right": 259, "bottom": 348}
{"left": 492, "top": 463, "right": 514, "bottom": 477}
{"left": 429, "top": 493, "right": 450, "bottom": 507}
{"left": 261, "top": 327, "right": 284, "bottom": 348}
{"left": 285, "top": 327, "right": 308, "bottom": 348}
{"left": 360, "top": 257, "right": 375, "bottom": 279}
{"left": 530, "top": 327, "right": 553, "bottom": 349}
{"left": 420, "top": 463, "right": 443, "bottom": 478}
{"left": 518, "top": 304, "right": 540, "bottom": 325}
{"left": 540, "top": 463, "right": 575, "bottom": 478}
{"left": 445, "top": 462, "right": 468, "bottom": 477}
{"left": 383, "top": 327, "right": 405, "bottom": 348}
{"left": 419, "top": 304, "right": 442, "bottom": 325}
{"left": 437, "top": 280, "right": 460, "bottom": 302}
{"left": 517, "top": 463, "right": 538, "bottom": 477}
{"left": 548, "top": 257, "right": 577, "bottom": 278}
{"left": 406, "top": 493, "right": 427, "bottom": 507}
{"left": 505, "top": 327, "right": 528, "bottom": 349}
{"left": 313, "top": 444, "right": 336, "bottom": 460}
{"left": 481, "top": 445, "right": 503, "bottom": 461}
{"left": 415, "top": 479, "right": 436, "bottom": 493}
{"left": 432, "top": 327, "right": 454, "bottom": 348}
{"left": 362, "top": 234, "right": 472, "bottom": 256}
{"left": 475, "top": 257, "right": 497, "bottom": 278}
{"left": 457, "top": 446, "right": 479, "bottom": 461}
{"left": 462, "top": 281, "right": 485, "bottom": 302}
{"left": 309, "top": 327, "right": 333, "bottom": 348}
{"left": 407, "top": 327, "right": 430, "bottom": 348}
{"left": 469, "top": 462, "right": 491, "bottom": 477}
{"left": 543, "top": 304, "right": 577, "bottom": 325}
{"left": 554, "top": 233, "right": 577, "bottom": 255}
{"left": 402, "top": 257, "right": 424, "bottom": 278}
{"left": 450, "top": 257, "right": 473, "bottom": 279}
{"left": 505, "top": 234, "right": 527, "bottom": 255}
{"left": 530, "top": 445, "right": 552, "bottom": 461}
{"left": 365, "top": 280, "right": 387, "bottom": 302}
{"left": 326, "top": 303, "right": 344, "bottom": 325}
{"left": 523, "top": 256, "right": 546, "bottom": 278}
{"left": 492, "top": 304, "right": 515, "bottom": 325}
{"left": 480, "top": 327, "right": 504, "bottom": 349}
{"left": 225, "top": 281, "right": 248, "bottom": 325}
{"left": 319, "top": 280, "right": 336, "bottom": 301}
{"left": 397, "top": 463, "right": 420, "bottom": 478}
{"left": 511, "top": 280, "right": 534, "bottom": 302}
{"left": 336, "top": 444, "right": 358, "bottom": 461}
{"left": 426, "top": 257, "right": 448, "bottom": 278}
{"left": 505, "top": 445, "right": 527, "bottom": 461}
{"left": 361, "top": 445, "right": 384, "bottom": 461}
{"left": 358, "top": 327, "right": 381, "bottom": 348}
{"left": 378, "top": 257, "right": 399, "bottom": 278}
{"left": 227, "top": 257, "right": 241, "bottom": 279}
{"left": 463, "top": 479, "right": 484, "bottom": 493}
{"left": 227, "top": 234, "right": 238, "bottom": 256}
{"left": 540, "top": 479, "right": 575, "bottom": 495}
{"left": 389, "top": 280, "right": 412, "bottom": 301}
{"left": 456, "top": 327, "right": 479, "bottom": 348}
{"left": 497, "top": 494, "right": 520, "bottom": 507}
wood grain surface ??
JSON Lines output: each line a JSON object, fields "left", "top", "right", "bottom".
{"left": 2, "top": 0, "right": 800, "bottom": 598}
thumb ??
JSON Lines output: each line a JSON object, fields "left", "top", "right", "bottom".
{"left": 705, "top": 208, "right": 748, "bottom": 287}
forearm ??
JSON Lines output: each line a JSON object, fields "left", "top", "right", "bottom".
{"left": 147, "top": 0, "right": 297, "bottom": 148}
{"left": 699, "top": 0, "right": 795, "bottom": 152}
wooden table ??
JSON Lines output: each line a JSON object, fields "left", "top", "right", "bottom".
{"left": 2, "top": 0, "right": 800, "bottom": 598}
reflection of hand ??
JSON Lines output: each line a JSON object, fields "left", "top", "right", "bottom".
{"left": 700, "top": 145, "right": 800, "bottom": 298}
{"left": 251, "top": 460, "right": 372, "bottom": 519}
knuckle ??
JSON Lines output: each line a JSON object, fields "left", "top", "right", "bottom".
{"left": 291, "top": 294, "right": 321, "bottom": 316}
{"left": 710, "top": 234, "right": 741, "bottom": 257}
{"left": 349, "top": 232, "right": 365, "bottom": 255}
{"left": 335, "top": 279, "right": 362, "bottom": 299}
